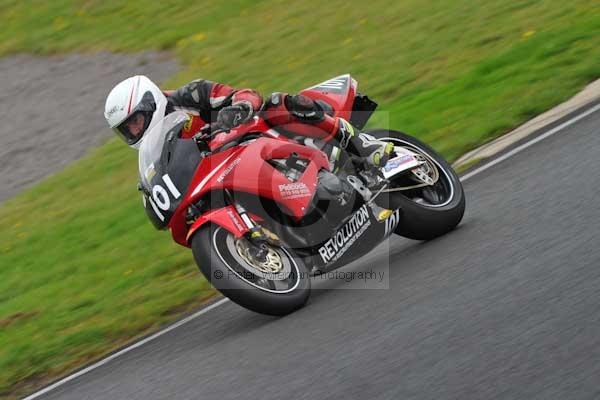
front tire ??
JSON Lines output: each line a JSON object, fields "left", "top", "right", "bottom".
{"left": 191, "top": 224, "right": 311, "bottom": 316}
{"left": 368, "top": 129, "right": 465, "bottom": 240}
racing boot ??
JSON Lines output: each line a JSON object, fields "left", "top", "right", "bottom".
{"left": 333, "top": 118, "right": 395, "bottom": 169}
{"left": 333, "top": 119, "right": 397, "bottom": 220}
{"left": 357, "top": 132, "right": 395, "bottom": 168}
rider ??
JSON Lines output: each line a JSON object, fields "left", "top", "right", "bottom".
{"left": 104, "top": 75, "right": 394, "bottom": 170}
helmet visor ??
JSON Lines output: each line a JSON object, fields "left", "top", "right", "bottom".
{"left": 113, "top": 110, "right": 153, "bottom": 145}
{"left": 113, "top": 91, "right": 157, "bottom": 146}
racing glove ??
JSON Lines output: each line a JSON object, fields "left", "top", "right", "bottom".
{"left": 216, "top": 102, "right": 253, "bottom": 130}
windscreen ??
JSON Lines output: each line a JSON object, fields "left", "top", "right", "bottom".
{"left": 138, "top": 111, "right": 189, "bottom": 191}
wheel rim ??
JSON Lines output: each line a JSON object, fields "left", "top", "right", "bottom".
{"left": 212, "top": 227, "right": 301, "bottom": 294}
{"left": 381, "top": 137, "right": 455, "bottom": 208}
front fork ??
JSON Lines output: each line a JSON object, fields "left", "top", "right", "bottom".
{"left": 224, "top": 190, "right": 273, "bottom": 263}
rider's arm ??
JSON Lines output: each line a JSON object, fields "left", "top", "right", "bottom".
{"left": 166, "top": 79, "right": 263, "bottom": 117}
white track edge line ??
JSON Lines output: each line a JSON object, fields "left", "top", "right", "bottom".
{"left": 22, "top": 298, "right": 230, "bottom": 400}
{"left": 22, "top": 102, "right": 600, "bottom": 400}
{"left": 461, "top": 103, "right": 600, "bottom": 182}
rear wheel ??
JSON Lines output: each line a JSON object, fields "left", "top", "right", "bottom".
{"left": 191, "top": 224, "right": 310, "bottom": 316}
{"left": 368, "top": 129, "right": 465, "bottom": 240}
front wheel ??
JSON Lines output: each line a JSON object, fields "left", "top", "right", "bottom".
{"left": 191, "top": 224, "right": 311, "bottom": 316}
{"left": 368, "top": 129, "right": 465, "bottom": 240}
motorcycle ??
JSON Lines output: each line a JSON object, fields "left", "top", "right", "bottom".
{"left": 137, "top": 74, "right": 465, "bottom": 315}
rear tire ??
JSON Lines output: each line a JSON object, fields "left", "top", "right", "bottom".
{"left": 191, "top": 223, "right": 311, "bottom": 316}
{"left": 368, "top": 129, "right": 465, "bottom": 240}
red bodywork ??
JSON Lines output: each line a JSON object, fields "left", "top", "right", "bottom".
{"left": 168, "top": 75, "right": 357, "bottom": 247}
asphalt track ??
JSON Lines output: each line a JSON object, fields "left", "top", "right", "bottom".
{"left": 30, "top": 107, "right": 600, "bottom": 399}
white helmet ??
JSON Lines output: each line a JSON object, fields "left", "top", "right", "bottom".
{"left": 104, "top": 75, "right": 168, "bottom": 149}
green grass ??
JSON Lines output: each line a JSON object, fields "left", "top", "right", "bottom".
{"left": 0, "top": 141, "right": 216, "bottom": 397}
{"left": 0, "top": 0, "right": 599, "bottom": 397}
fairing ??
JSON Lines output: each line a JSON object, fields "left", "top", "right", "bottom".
{"left": 169, "top": 135, "right": 330, "bottom": 246}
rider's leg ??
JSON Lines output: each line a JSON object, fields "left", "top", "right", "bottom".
{"left": 263, "top": 93, "right": 394, "bottom": 168}
{"left": 263, "top": 93, "right": 394, "bottom": 220}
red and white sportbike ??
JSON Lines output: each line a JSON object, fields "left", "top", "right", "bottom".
{"left": 138, "top": 75, "right": 465, "bottom": 315}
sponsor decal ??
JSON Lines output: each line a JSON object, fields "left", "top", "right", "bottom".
{"left": 144, "top": 163, "right": 157, "bottom": 182}
{"left": 183, "top": 116, "right": 194, "bottom": 132}
{"left": 278, "top": 182, "right": 311, "bottom": 199}
{"left": 209, "top": 95, "right": 227, "bottom": 107}
{"left": 338, "top": 120, "right": 354, "bottom": 149}
{"left": 191, "top": 88, "right": 200, "bottom": 103}
{"left": 384, "top": 209, "right": 401, "bottom": 236}
{"left": 226, "top": 209, "right": 245, "bottom": 232}
{"left": 318, "top": 204, "right": 371, "bottom": 263}
{"left": 216, "top": 158, "right": 241, "bottom": 183}
{"left": 314, "top": 77, "right": 347, "bottom": 91}
{"left": 294, "top": 110, "right": 317, "bottom": 118}
{"left": 383, "top": 155, "right": 414, "bottom": 172}
{"left": 233, "top": 112, "right": 243, "bottom": 126}
{"left": 106, "top": 105, "right": 123, "bottom": 118}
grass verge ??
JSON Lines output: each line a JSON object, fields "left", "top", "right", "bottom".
{"left": 0, "top": 0, "right": 598, "bottom": 397}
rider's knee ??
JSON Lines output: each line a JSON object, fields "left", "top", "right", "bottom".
{"left": 284, "top": 94, "right": 325, "bottom": 122}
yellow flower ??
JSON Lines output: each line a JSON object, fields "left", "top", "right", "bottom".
{"left": 192, "top": 32, "right": 206, "bottom": 42}
{"left": 522, "top": 30, "right": 536, "bottom": 38}
{"left": 52, "top": 17, "right": 68, "bottom": 31}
